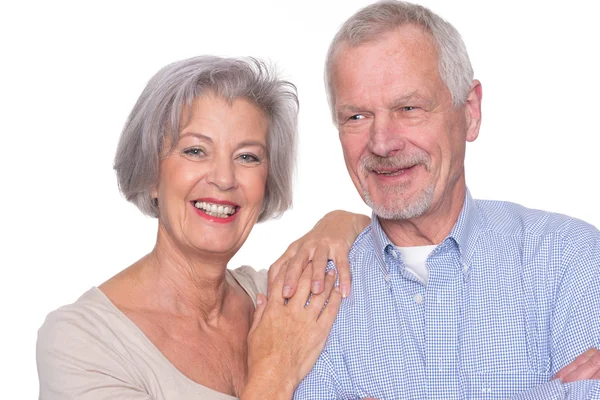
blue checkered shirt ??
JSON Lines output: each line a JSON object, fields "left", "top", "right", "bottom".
{"left": 295, "top": 191, "right": 600, "bottom": 399}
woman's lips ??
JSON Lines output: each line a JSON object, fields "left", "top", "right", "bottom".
{"left": 191, "top": 198, "right": 240, "bottom": 223}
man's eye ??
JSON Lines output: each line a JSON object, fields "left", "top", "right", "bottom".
{"left": 349, "top": 114, "right": 365, "bottom": 121}
{"left": 402, "top": 106, "right": 415, "bottom": 111}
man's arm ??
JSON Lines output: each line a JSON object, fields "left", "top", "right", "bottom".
{"left": 511, "top": 226, "right": 600, "bottom": 399}
{"left": 293, "top": 348, "right": 341, "bottom": 399}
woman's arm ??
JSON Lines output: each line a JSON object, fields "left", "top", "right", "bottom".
{"left": 268, "top": 210, "right": 370, "bottom": 300}
{"left": 242, "top": 264, "right": 342, "bottom": 400}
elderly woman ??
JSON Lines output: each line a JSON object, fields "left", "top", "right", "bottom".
{"left": 36, "top": 56, "right": 369, "bottom": 399}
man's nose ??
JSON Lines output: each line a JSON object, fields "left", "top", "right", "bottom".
{"left": 368, "top": 115, "right": 407, "bottom": 157}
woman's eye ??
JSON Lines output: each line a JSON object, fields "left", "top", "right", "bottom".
{"left": 402, "top": 106, "right": 415, "bottom": 111}
{"left": 182, "top": 147, "right": 206, "bottom": 157}
{"left": 238, "top": 153, "right": 260, "bottom": 163}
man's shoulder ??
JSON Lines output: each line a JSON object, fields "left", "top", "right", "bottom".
{"left": 348, "top": 225, "right": 375, "bottom": 258}
{"left": 475, "top": 199, "right": 599, "bottom": 240}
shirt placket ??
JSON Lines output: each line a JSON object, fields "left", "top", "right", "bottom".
{"left": 385, "top": 245, "right": 428, "bottom": 399}
{"left": 425, "top": 241, "right": 463, "bottom": 399}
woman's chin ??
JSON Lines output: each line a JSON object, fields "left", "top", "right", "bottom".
{"left": 183, "top": 231, "right": 246, "bottom": 261}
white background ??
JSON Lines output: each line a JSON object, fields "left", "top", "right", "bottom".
{"left": 1, "top": 0, "right": 599, "bottom": 396}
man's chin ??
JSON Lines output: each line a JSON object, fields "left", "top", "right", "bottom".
{"left": 365, "top": 188, "right": 434, "bottom": 220}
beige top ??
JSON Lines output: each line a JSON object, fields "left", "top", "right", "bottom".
{"left": 37, "top": 266, "right": 267, "bottom": 400}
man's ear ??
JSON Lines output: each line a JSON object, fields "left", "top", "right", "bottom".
{"left": 464, "top": 79, "right": 482, "bottom": 143}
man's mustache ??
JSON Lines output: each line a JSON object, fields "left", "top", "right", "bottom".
{"left": 360, "top": 152, "right": 431, "bottom": 172}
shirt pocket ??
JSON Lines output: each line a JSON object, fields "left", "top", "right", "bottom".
{"left": 466, "top": 371, "right": 552, "bottom": 399}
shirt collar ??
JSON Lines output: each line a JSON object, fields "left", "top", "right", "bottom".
{"left": 371, "top": 212, "right": 395, "bottom": 278}
{"left": 370, "top": 188, "right": 485, "bottom": 277}
{"left": 447, "top": 188, "right": 486, "bottom": 271}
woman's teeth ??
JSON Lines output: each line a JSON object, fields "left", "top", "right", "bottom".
{"left": 194, "top": 201, "right": 236, "bottom": 218}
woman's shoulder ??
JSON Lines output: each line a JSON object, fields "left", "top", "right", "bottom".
{"left": 38, "top": 288, "right": 116, "bottom": 342}
{"left": 228, "top": 266, "right": 268, "bottom": 305}
{"left": 36, "top": 288, "right": 151, "bottom": 396}
{"left": 37, "top": 288, "right": 142, "bottom": 368}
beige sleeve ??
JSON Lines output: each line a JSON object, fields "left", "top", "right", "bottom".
{"left": 37, "top": 310, "right": 151, "bottom": 400}
{"left": 229, "top": 266, "right": 268, "bottom": 306}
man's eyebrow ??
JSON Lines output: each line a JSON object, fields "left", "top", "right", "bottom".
{"left": 337, "top": 104, "right": 364, "bottom": 113}
{"left": 388, "top": 91, "right": 431, "bottom": 108}
{"left": 336, "top": 92, "right": 432, "bottom": 118}
{"left": 335, "top": 105, "right": 365, "bottom": 121}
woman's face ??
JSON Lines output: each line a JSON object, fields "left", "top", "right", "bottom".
{"left": 153, "top": 94, "right": 269, "bottom": 260}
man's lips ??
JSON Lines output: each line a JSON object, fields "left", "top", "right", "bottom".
{"left": 371, "top": 165, "right": 417, "bottom": 176}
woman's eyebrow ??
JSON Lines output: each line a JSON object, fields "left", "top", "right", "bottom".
{"left": 237, "top": 140, "right": 267, "bottom": 151}
{"left": 179, "top": 132, "right": 213, "bottom": 143}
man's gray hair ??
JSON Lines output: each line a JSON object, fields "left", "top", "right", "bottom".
{"left": 114, "top": 56, "right": 298, "bottom": 222}
{"left": 325, "top": 0, "right": 473, "bottom": 118}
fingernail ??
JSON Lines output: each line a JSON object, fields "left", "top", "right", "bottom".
{"left": 312, "top": 281, "right": 321, "bottom": 294}
{"left": 256, "top": 296, "right": 264, "bottom": 305}
{"left": 334, "top": 285, "right": 340, "bottom": 292}
{"left": 282, "top": 285, "right": 291, "bottom": 298}
{"left": 341, "top": 284, "right": 350, "bottom": 298}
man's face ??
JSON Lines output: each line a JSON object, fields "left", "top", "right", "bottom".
{"left": 332, "top": 24, "right": 479, "bottom": 221}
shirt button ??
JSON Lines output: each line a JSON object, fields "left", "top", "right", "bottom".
{"left": 414, "top": 293, "right": 424, "bottom": 304}
{"left": 391, "top": 250, "right": 398, "bottom": 259}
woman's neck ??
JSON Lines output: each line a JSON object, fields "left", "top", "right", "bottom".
{"left": 148, "top": 249, "right": 232, "bottom": 321}
{"left": 116, "top": 228, "right": 239, "bottom": 325}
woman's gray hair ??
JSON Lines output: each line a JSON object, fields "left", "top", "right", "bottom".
{"left": 114, "top": 56, "right": 298, "bottom": 222}
{"left": 325, "top": 0, "right": 473, "bottom": 119}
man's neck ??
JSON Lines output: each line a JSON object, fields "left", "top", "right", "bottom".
{"left": 379, "top": 185, "right": 466, "bottom": 247}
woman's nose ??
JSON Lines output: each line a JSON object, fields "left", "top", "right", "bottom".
{"left": 206, "top": 157, "right": 236, "bottom": 191}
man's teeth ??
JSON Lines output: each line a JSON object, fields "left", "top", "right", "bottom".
{"left": 375, "top": 168, "right": 407, "bottom": 175}
{"left": 193, "top": 201, "right": 236, "bottom": 218}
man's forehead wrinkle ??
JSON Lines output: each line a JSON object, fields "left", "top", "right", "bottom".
{"left": 337, "top": 86, "right": 427, "bottom": 112}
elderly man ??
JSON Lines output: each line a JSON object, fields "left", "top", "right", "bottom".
{"left": 294, "top": 1, "right": 600, "bottom": 399}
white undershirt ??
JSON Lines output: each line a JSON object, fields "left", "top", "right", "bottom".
{"left": 395, "top": 245, "right": 437, "bottom": 284}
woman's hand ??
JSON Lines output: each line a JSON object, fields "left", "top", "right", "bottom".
{"left": 243, "top": 264, "right": 342, "bottom": 400}
{"left": 268, "top": 210, "right": 370, "bottom": 299}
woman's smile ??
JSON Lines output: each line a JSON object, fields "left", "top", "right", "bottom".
{"left": 192, "top": 198, "right": 240, "bottom": 223}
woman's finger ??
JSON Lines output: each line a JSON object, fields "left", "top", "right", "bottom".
{"left": 287, "top": 261, "right": 314, "bottom": 309}
{"left": 309, "top": 246, "right": 330, "bottom": 295}
{"left": 267, "top": 259, "right": 284, "bottom": 297}
{"left": 248, "top": 294, "right": 267, "bottom": 336}
{"left": 317, "top": 284, "right": 342, "bottom": 325}
{"left": 268, "top": 241, "right": 300, "bottom": 294}
{"left": 283, "top": 245, "right": 312, "bottom": 298}
{"left": 306, "top": 269, "right": 337, "bottom": 316}
{"left": 267, "top": 266, "right": 288, "bottom": 305}
{"left": 333, "top": 254, "right": 351, "bottom": 298}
